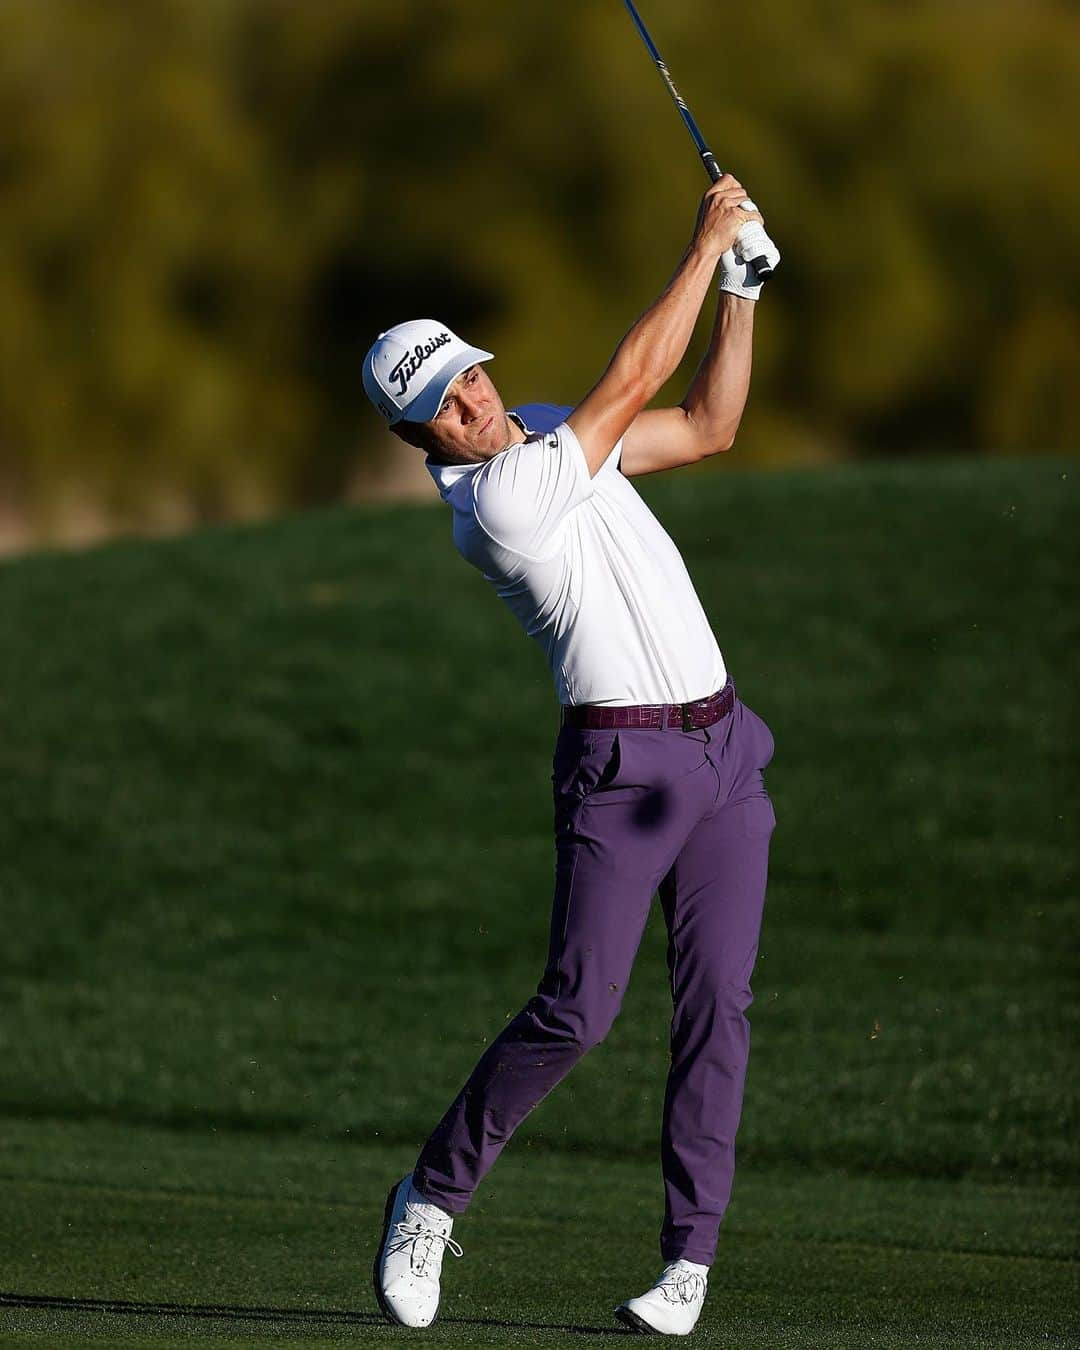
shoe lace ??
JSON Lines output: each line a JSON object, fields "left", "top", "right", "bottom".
{"left": 657, "top": 1266, "right": 707, "bottom": 1306}
{"left": 386, "top": 1206, "right": 464, "bottom": 1279}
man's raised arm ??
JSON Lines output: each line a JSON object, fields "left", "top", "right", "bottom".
{"left": 567, "top": 176, "right": 762, "bottom": 479}
{"left": 616, "top": 180, "right": 777, "bottom": 479}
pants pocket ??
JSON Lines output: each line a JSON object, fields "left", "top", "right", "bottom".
{"left": 551, "top": 728, "right": 622, "bottom": 804}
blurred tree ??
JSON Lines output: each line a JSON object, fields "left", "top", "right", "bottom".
{"left": 0, "top": 0, "right": 1076, "bottom": 548}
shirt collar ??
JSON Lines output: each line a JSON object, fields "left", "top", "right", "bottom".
{"left": 424, "top": 456, "right": 481, "bottom": 499}
{"left": 424, "top": 411, "right": 532, "bottom": 502}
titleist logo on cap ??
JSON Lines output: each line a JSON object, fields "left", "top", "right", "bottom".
{"left": 388, "top": 331, "right": 452, "bottom": 397}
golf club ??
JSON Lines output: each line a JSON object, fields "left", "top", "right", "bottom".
{"left": 622, "top": 0, "right": 778, "bottom": 279}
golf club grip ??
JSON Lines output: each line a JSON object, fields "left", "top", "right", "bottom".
{"left": 736, "top": 214, "right": 780, "bottom": 279}
{"left": 708, "top": 161, "right": 779, "bottom": 276}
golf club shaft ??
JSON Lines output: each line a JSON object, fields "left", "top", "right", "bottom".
{"left": 622, "top": 0, "right": 775, "bottom": 278}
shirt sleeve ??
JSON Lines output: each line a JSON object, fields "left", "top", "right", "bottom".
{"left": 509, "top": 402, "right": 623, "bottom": 478}
{"left": 473, "top": 422, "right": 594, "bottom": 559}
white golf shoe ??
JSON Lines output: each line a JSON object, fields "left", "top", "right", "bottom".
{"left": 373, "top": 1174, "right": 463, "bottom": 1328}
{"left": 615, "top": 1258, "right": 709, "bottom": 1335}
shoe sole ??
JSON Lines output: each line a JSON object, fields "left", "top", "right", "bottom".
{"left": 614, "top": 1304, "right": 662, "bottom": 1335}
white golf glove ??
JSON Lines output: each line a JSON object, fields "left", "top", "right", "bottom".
{"left": 719, "top": 199, "right": 780, "bottom": 301}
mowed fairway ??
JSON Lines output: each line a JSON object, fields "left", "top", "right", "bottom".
{"left": 0, "top": 456, "right": 1076, "bottom": 1347}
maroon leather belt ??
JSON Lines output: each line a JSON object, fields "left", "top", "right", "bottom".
{"left": 560, "top": 680, "right": 734, "bottom": 732}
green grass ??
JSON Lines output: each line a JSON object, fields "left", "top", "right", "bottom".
{"left": 1, "top": 1121, "right": 1076, "bottom": 1347}
{"left": 0, "top": 454, "right": 1076, "bottom": 1345}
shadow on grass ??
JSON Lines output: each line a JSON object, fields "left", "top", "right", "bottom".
{"left": 0, "top": 1291, "right": 628, "bottom": 1336}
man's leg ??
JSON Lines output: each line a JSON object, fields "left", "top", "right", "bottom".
{"left": 414, "top": 724, "right": 716, "bottom": 1214}
{"left": 655, "top": 698, "right": 777, "bottom": 1265}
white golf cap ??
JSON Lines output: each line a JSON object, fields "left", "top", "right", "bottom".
{"left": 362, "top": 319, "right": 494, "bottom": 426}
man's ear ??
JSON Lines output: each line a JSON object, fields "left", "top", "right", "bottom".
{"left": 391, "top": 420, "right": 429, "bottom": 451}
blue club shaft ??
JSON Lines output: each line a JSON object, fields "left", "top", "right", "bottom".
{"left": 622, "top": 0, "right": 776, "bottom": 277}
{"left": 622, "top": 0, "right": 723, "bottom": 182}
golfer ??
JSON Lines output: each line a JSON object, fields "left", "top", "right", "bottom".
{"left": 366, "top": 177, "right": 778, "bottom": 1336}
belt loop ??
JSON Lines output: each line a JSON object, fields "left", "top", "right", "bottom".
{"left": 681, "top": 703, "right": 692, "bottom": 732}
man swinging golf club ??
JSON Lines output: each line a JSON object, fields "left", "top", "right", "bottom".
{"left": 364, "top": 174, "right": 779, "bottom": 1336}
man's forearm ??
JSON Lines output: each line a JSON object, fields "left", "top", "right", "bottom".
{"left": 569, "top": 178, "right": 760, "bottom": 476}
{"left": 680, "top": 292, "right": 755, "bottom": 452}
{"left": 611, "top": 243, "right": 719, "bottom": 404}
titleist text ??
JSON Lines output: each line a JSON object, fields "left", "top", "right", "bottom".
{"left": 389, "top": 332, "right": 452, "bottom": 398}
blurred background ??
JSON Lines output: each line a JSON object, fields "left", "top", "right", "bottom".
{"left": 1, "top": 0, "right": 1078, "bottom": 556}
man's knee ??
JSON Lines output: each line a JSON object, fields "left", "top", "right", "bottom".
{"left": 721, "top": 979, "right": 754, "bottom": 1014}
{"left": 706, "top": 979, "right": 754, "bottom": 1020}
{"left": 673, "top": 980, "right": 754, "bottom": 1037}
{"left": 525, "top": 988, "right": 622, "bottom": 1055}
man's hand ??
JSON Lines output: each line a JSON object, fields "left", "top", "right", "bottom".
{"left": 719, "top": 251, "right": 766, "bottom": 302}
{"left": 696, "top": 174, "right": 779, "bottom": 302}
{"left": 719, "top": 197, "right": 780, "bottom": 301}
{"left": 691, "top": 175, "right": 764, "bottom": 261}
{"left": 731, "top": 197, "right": 781, "bottom": 277}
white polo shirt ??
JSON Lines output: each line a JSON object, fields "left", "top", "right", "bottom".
{"left": 425, "top": 409, "right": 727, "bottom": 707}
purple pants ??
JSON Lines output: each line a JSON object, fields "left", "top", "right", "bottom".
{"left": 413, "top": 676, "right": 776, "bottom": 1265}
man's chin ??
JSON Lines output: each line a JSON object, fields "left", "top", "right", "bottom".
{"left": 480, "top": 434, "right": 509, "bottom": 460}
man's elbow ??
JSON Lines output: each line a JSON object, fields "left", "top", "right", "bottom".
{"left": 680, "top": 403, "right": 742, "bottom": 459}
{"left": 700, "top": 423, "right": 739, "bottom": 457}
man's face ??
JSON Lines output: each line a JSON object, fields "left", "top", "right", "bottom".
{"left": 408, "top": 364, "right": 517, "bottom": 464}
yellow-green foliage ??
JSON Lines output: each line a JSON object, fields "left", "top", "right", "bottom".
{"left": 0, "top": 0, "right": 1077, "bottom": 533}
